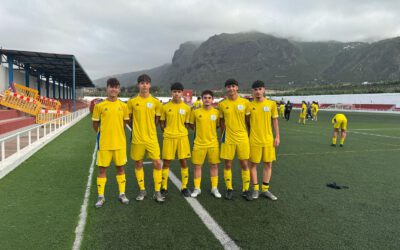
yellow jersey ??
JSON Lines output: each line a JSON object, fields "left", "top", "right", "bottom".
{"left": 247, "top": 99, "right": 278, "bottom": 146}
{"left": 313, "top": 103, "right": 319, "bottom": 112}
{"left": 301, "top": 103, "right": 307, "bottom": 115}
{"left": 189, "top": 107, "right": 219, "bottom": 148}
{"left": 127, "top": 95, "right": 162, "bottom": 144}
{"left": 193, "top": 100, "right": 203, "bottom": 109}
{"left": 160, "top": 101, "right": 191, "bottom": 139}
{"left": 218, "top": 96, "right": 250, "bottom": 144}
{"left": 92, "top": 99, "right": 129, "bottom": 150}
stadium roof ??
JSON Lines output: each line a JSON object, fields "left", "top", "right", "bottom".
{"left": 0, "top": 49, "right": 94, "bottom": 87}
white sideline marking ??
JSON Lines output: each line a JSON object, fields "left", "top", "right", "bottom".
{"left": 349, "top": 131, "right": 400, "bottom": 139}
{"left": 351, "top": 128, "right": 400, "bottom": 131}
{"left": 278, "top": 147, "right": 400, "bottom": 157}
{"left": 132, "top": 123, "right": 238, "bottom": 249}
{"left": 167, "top": 167, "right": 240, "bottom": 250}
{"left": 72, "top": 145, "right": 97, "bottom": 250}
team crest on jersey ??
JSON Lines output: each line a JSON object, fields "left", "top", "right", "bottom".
{"left": 199, "top": 115, "right": 202, "bottom": 118}
{"left": 225, "top": 107, "right": 229, "bottom": 109}
{"left": 104, "top": 108, "right": 108, "bottom": 112}
{"left": 136, "top": 103, "right": 139, "bottom": 106}
{"left": 168, "top": 109, "right": 172, "bottom": 112}
{"left": 179, "top": 109, "right": 186, "bottom": 115}
{"left": 210, "top": 115, "right": 217, "bottom": 121}
{"left": 237, "top": 104, "right": 244, "bottom": 111}
{"left": 146, "top": 102, "right": 153, "bottom": 108}
{"left": 263, "top": 106, "right": 269, "bottom": 112}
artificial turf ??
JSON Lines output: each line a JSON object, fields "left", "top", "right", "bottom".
{"left": 1, "top": 111, "right": 399, "bottom": 249}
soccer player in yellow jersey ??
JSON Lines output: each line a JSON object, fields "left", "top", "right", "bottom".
{"left": 279, "top": 102, "right": 285, "bottom": 118}
{"left": 298, "top": 101, "right": 307, "bottom": 124}
{"left": 331, "top": 113, "right": 348, "bottom": 147}
{"left": 246, "top": 80, "right": 280, "bottom": 201}
{"left": 189, "top": 90, "right": 221, "bottom": 198}
{"left": 127, "top": 74, "right": 164, "bottom": 203}
{"left": 92, "top": 78, "right": 130, "bottom": 208}
{"left": 312, "top": 101, "right": 319, "bottom": 121}
{"left": 192, "top": 96, "right": 203, "bottom": 109}
{"left": 160, "top": 82, "right": 192, "bottom": 197}
{"left": 218, "top": 78, "right": 252, "bottom": 201}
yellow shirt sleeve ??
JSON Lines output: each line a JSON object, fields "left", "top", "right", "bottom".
{"left": 218, "top": 102, "right": 224, "bottom": 118}
{"left": 160, "top": 105, "right": 166, "bottom": 121}
{"left": 127, "top": 99, "right": 133, "bottom": 115}
{"left": 189, "top": 109, "right": 196, "bottom": 124}
{"left": 271, "top": 101, "right": 278, "bottom": 118}
{"left": 185, "top": 106, "right": 191, "bottom": 123}
{"left": 155, "top": 100, "right": 162, "bottom": 117}
{"left": 92, "top": 103, "right": 100, "bottom": 121}
{"left": 123, "top": 103, "right": 129, "bottom": 120}
{"left": 245, "top": 101, "right": 251, "bottom": 116}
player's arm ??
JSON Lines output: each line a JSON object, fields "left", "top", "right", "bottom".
{"left": 92, "top": 104, "right": 100, "bottom": 133}
{"left": 127, "top": 114, "right": 133, "bottom": 130}
{"left": 272, "top": 117, "right": 280, "bottom": 147}
{"left": 219, "top": 118, "right": 225, "bottom": 134}
{"left": 155, "top": 115, "right": 160, "bottom": 127}
{"left": 245, "top": 115, "right": 250, "bottom": 136}
{"left": 160, "top": 119, "right": 165, "bottom": 132}
{"left": 92, "top": 121, "right": 99, "bottom": 132}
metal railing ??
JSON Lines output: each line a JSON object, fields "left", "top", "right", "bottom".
{"left": 0, "top": 108, "right": 89, "bottom": 179}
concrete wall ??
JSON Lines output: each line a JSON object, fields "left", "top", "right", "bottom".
{"left": 272, "top": 93, "right": 400, "bottom": 108}
{"left": 0, "top": 64, "right": 68, "bottom": 99}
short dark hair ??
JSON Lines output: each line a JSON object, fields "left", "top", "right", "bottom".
{"left": 252, "top": 80, "right": 265, "bottom": 89}
{"left": 137, "top": 74, "right": 151, "bottom": 83}
{"left": 107, "top": 78, "right": 120, "bottom": 87}
{"left": 224, "top": 78, "right": 238, "bottom": 87}
{"left": 201, "top": 90, "right": 214, "bottom": 98}
{"left": 171, "top": 82, "right": 184, "bottom": 91}
{"left": 197, "top": 96, "right": 201, "bottom": 100}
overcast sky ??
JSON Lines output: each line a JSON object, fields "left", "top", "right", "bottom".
{"left": 1, "top": 0, "right": 399, "bottom": 80}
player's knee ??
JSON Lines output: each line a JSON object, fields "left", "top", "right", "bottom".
{"left": 162, "top": 160, "right": 170, "bottom": 169}
{"left": 116, "top": 166, "right": 125, "bottom": 175}
{"left": 98, "top": 167, "right": 107, "bottom": 177}
{"left": 134, "top": 161, "right": 143, "bottom": 169}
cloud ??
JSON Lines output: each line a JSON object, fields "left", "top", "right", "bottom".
{"left": 1, "top": 0, "right": 399, "bottom": 79}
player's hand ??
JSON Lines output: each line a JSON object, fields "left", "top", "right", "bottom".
{"left": 274, "top": 137, "right": 280, "bottom": 147}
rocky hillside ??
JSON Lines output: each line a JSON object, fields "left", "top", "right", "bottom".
{"left": 94, "top": 32, "right": 400, "bottom": 89}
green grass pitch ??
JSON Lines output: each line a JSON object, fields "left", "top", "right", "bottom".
{"left": 0, "top": 110, "right": 399, "bottom": 249}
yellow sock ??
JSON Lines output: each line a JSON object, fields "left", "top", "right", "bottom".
{"left": 262, "top": 183, "right": 270, "bottom": 192}
{"left": 253, "top": 184, "right": 259, "bottom": 191}
{"left": 97, "top": 177, "right": 107, "bottom": 196}
{"left": 116, "top": 174, "right": 126, "bottom": 195}
{"left": 332, "top": 137, "right": 337, "bottom": 145}
{"left": 161, "top": 168, "right": 169, "bottom": 190}
{"left": 211, "top": 176, "right": 218, "bottom": 189}
{"left": 224, "top": 169, "right": 233, "bottom": 190}
{"left": 153, "top": 169, "right": 162, "bottom": 192}
{"left": 135, "top": 168, "right": 145, "bottom": 190}
{"left": 242, "top": 169, "right": 250, "bottom": 192}
{"left": 340, "top": 138, "right": 345, "bottom": 145}
{"left": 194, "top": 177, "right": 201, "bottom": 189}
{"left": 181, "top": 167, "right": 189, "bottom": 189}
